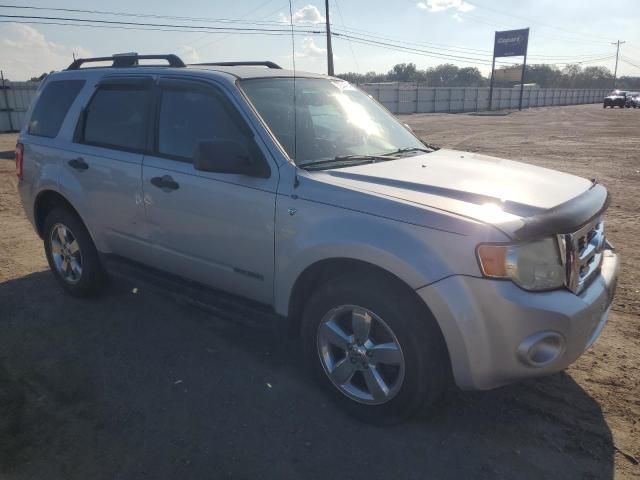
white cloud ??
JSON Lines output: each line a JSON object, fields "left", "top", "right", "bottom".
{"left": 179, "top": 45, "right": 200, "bottom": 64}
{"left": 452, "top": 13, "right": 463, "bottom": 22}
{"left": 296, "top": 37, "right": 326, "bottom": 58}
{"left": 416, "top": 0, "right": 474, "bottom": 13}
{"left": 0, "top": 23, "right": 91, "bottom": 80}
{"left": 280, "top": 4, "right": 325, "bottom": 24}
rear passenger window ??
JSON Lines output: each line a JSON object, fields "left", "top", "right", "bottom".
{"left": 157, "top": 86, "right": 248, "bottom": 161}
{"left": 82, "top": 83, "right": 151, "bottom": 152}
{"left": 28, "top": 80, "right": 85, "bottom": 138}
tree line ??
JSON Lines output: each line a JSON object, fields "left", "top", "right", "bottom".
{"left": 338, "top": 62, "right": 640, "bottom": 90}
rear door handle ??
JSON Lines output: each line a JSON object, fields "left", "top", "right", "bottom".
{"left": 150, "top": 175, "right": 180, "bottom": 192}
{"left": 68, "top": 157, "right": 89, "bottom": 171}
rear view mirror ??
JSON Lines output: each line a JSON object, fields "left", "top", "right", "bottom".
{"left": 193, "top": 139, "right": 267, "bottom": 177}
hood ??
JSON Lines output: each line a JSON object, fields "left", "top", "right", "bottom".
{"left": 311, "top": 149, "right": 593, "bottom": 228}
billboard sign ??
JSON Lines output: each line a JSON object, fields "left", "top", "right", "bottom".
{"left": 493, "top": 66, "right": 524, "bottom": 82}
{"left": 494, "top": 28, "right": 529, "bottom": 57}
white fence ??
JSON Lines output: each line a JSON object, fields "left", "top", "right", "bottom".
{"left": 0, "top": 80, "right": 39, "bottom": 132}
{"left": 0, "top": 80, "right": 609, "bottom": 133}
{"left": 360, "top": 83, "right": 609, "bottom": 114}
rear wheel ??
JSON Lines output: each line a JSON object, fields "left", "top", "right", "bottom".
{"left": 301, "top": 273, "right": 449, "bottom": 424}
{"left": 43, "top": 207, "right": 105, "bottom": 297}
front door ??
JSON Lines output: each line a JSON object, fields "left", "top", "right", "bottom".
{"left": 141, "top": 77, "right": 278, "bottom": 305}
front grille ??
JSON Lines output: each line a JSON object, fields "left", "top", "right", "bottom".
{"left": 561, "top": 218, "right": 606, "bottom": 294}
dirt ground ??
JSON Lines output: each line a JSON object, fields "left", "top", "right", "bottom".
{"left": 0, "top": 104, "right": 638, "bottom": 479}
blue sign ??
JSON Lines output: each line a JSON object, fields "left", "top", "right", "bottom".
{"left": 494, "top": 28, "right": 529, "bottom": 57}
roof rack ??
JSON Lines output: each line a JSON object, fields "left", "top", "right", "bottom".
{"left": 191, "top": 61, "right": 282, "bottom": 69}
{"left": 67, "top": 53, "right": 186, "bottom": 70}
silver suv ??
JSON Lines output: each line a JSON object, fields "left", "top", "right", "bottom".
{"left": 16, "top": 53, "right": 618, "bottom": 423}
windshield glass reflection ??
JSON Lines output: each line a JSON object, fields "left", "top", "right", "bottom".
{"left": 240, "top": 78, "right": 425, "bottom": 165}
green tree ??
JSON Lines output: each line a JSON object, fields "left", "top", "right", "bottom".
{"left": 387, "top": 63, "right": 419, "bottom": 82}
{"left": 424, "top": 64, "right": 455, "bottom": 86}
{"left": 578, "top": 66, "right": 613, "bottom": 88}
{"left": 455, "top": 67, "right": 486, "bottom": 86}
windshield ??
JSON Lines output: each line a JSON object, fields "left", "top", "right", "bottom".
{"left": 609, "top": 91, "right": 625, "bottom": 96}
{"left": 240, "top": 78, "right": 426, "bottom": 165}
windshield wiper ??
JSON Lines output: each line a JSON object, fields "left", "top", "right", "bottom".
{"left": 299, "top": 154, "right": 391, "bottom": 170}
{"left": 382, "top": 146, "right": 435, "bottom": 157}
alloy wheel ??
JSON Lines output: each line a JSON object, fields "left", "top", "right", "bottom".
{"left": 50, "top": 223, "right": 83, "bottom": 284}
{"left": 316, "top": 305, "right": 405, "bottom": 405}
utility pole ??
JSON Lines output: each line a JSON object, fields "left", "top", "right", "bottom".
{"left": 611, "top": 40, "right": 625, "bottom": 89}
{"left": 325, "top": 0, "right": 334, "bottom": 76}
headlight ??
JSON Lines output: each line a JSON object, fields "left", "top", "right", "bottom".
{"left": 477, "top": 237, "right": 565, "bottom": 291}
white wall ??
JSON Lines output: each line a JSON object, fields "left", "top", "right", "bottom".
{"left": 361, "top": 83, "right": 609, "bottom": 114}
{"left": 0, "top": 81, "right": 611, "bottom": 133}
{"left": 0, "top": 81, "right": 39, "bottom": 132}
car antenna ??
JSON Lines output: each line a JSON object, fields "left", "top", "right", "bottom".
{"left": 288, "top": 0, "right": 300, "bottom": 189}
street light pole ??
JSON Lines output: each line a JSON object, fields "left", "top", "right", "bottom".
{"left": 325, "top": 0, "right": 334, "bottom": 76}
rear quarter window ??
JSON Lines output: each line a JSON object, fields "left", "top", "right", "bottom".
{"left": 28, "top": 80, "right": 85, "bottom": 138}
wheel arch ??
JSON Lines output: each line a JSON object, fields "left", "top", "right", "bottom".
{"left": 286, "top": 257, "right": 454, "bottom": 383}
{"left": 33, "top": 189, "right": 89, "bottom": 240}
{"left": 286, "top": 258, "right": 439, "bottom": 336}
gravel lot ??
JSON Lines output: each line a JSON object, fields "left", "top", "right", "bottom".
{"left": 0, "top": 104, "right": 638, "bottom": 479}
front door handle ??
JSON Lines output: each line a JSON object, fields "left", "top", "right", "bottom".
{"left": 68, "top": 157, "right": 89, "bottom": 171}
{"left": 150, "top": 175, "right": 180, "bottom": 192}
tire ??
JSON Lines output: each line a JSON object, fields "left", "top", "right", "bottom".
{"left": 43, "top": 207, "right": 105, "bottom": 297}
{"left": 301, "top": 273, "right": 449, "bottom": 424}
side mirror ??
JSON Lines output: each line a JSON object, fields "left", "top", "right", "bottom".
{"left": 193, "top": 139, "right": 266, "bottom": 177}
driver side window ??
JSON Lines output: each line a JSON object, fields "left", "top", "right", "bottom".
{"left": 157, "top": 84, "right": 248, "bottom": 162}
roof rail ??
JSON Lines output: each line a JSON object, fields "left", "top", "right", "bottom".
{"left": 67, "top": 53, "right": 186, "bottom": 70}
{"left": 191, "top": 61, "right": 282, "bottom": 69}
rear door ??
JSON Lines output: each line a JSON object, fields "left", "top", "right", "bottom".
{"left": 140, "top": 77, "right": 278, "bottom": 305}
{"left": 62, "top": 76, "right": 152, "bottom": 258}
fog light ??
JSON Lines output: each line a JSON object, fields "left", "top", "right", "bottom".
{"left": 517, "top": 332, "right": 565, "bottom": 367}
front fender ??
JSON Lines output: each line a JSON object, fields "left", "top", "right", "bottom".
{"left": 273, "top": 195, "right": 494, "bottom": 316}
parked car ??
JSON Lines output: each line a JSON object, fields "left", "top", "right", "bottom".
{"left": 626, "top": 92, "right": 640, "bottom": 108}
{"left": 16, "top": 53, "right": 619, "bottom": 423}
{"left": 603, "top": 90, "right": 629, "bottom": 108}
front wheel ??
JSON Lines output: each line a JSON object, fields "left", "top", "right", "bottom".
{"left": 43, "top": 207, "right": 105, "bottom": 297}
{"left": 301, "top": 273, "right": 449, "bottom": 424}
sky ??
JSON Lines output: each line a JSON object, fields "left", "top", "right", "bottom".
{"left": 1, "top": 0, "right": 639, "bottom": 80}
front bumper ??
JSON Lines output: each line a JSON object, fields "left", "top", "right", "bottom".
{"left": 417, "top": 250, "right": 618, "bottom": 390}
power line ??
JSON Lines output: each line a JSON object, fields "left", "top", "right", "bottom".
{"left": 333, "top": 34, "right": 616, "bottom": 72}
{"left": 0, "top": 13, "right": 320, "bottom": 34}
{"left": 187, "top": 0, "right": 279, "bottom": 49}
{"left": 620, "top": 57, "right": 640, "bottom": 72}
{"left": 333, "top": 0, "right": 359, "bottom": 73}
{"left": 0, "top": 3, "right": 289, "bottom": 27}
{"left": 334, "top": 32, "right": 494, "bottom": 65}
{"left": 0, "top": 19, "right": 324, "bottom": 36}
{"left": 335, "top": 32, "right": 614, "bottom": 68}
{"left": 0, "top": 4, "right": 616, "bottom": 65}
{"left": 332, "top": 26, "right": 612, "bottom": 62}
{"left": 0, "top": 6, "right": 625, "bottom": 72}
